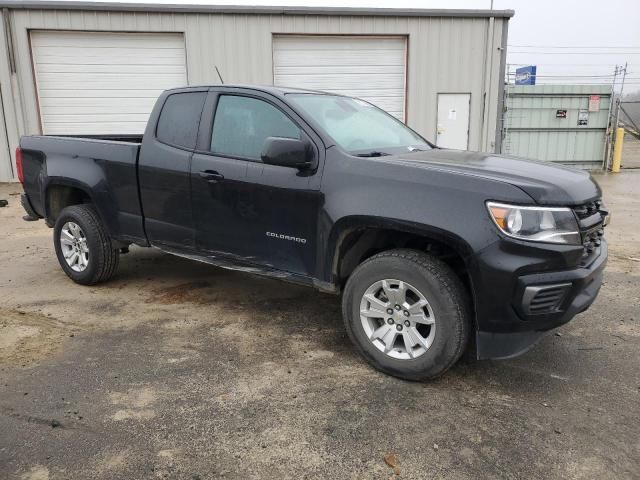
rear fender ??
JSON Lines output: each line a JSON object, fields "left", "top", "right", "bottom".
{"left": 44, "top": 178, "right": 103, "bottom": 224}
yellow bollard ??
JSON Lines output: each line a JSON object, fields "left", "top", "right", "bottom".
{"left": 611, "top": 127, "right": 624, "bottom": 173}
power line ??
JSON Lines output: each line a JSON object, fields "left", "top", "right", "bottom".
{"left": 506, "top": 70, "right": 637, "bottom": 76}
{"left": 509, "top": 51, "right": 640, "bottom": 55}
{"left": 507, "top": 72, "right": 638, "bottom": 77}
{"left": 508, "top": 44, "right": 640, "bottom": 49}
{"left": 534, "top": 78, "right": 634, "bottom": 83}
{"left": 507, "top": 82, "right": 640, "bottom": 86}
{"left": 508, "top": 63, "right": 622, "bottom": 67}
{"left": 507, "top": 84, "right": 640, "bottom": 87}
{"left": 507, "top": 73, "right": 622, "bottom": 78}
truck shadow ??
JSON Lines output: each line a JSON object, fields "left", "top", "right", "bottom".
{"left": 109, "top": 247, "right": 606, "bottom": 393}
{"left": 110, "top": 245, "right": 356, "bottom": 350}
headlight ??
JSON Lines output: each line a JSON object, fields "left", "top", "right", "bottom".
{"left": 486, "top": 202, "right": 581, "bottom": 245}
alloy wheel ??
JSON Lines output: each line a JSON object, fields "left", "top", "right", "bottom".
{"left": 359, "top": 279, "right": 436, "bottom": 360}
{"left": 59, "top": 221, "right": 90, "bottom": 272}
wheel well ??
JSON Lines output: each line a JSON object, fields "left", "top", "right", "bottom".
{"left": 335, "top": 227, "right": 472, "bottom": 297}
{"left": 46, "top": 185, "right": 91, "bottom": 223}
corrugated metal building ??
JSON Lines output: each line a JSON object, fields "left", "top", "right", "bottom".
{"left": 502, "top": 84, "right": 612, "bottom": 170}
{"left": 0, "top": 1, "right": 513, "bottom": 181}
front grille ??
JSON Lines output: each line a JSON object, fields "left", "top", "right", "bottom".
{"left": 572, "top": 199, "right": 606, "bottom": 264}
{"left": 581, "top": 228, "right": 604, "bottom": 260}
{"left": 572, "top": 199, "right": 602, "bottom": 221}
{"left": 523, "top": 283, "right": 572, "bottom": 315}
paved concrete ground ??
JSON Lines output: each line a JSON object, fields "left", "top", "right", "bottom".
{"left": 0, "top": 172, "right": 639, "bottom": 480}
{"left": 622, "top": 132, "right": 640, "bottom": 169}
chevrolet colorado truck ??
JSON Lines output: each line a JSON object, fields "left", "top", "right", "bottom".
{"left": 18, "top": 85, "right": 608, "bottom": 380}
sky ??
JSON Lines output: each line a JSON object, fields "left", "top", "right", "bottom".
{"left": 62, "top": 0, "right": 640, "bottom": 93}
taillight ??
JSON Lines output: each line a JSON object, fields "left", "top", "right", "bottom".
{"left": 15, "top": 147, "right": 24, "bottom": 183}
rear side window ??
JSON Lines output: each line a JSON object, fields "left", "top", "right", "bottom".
{"left": 210, "top": 95, "right": 301, "bottom": 160}
{"left": 156, "top": 92, "right": 206, "bottom": 149}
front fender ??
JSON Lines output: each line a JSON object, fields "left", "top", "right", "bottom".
{"left": 323, "top": 215, "right": 477, "bottom": 284}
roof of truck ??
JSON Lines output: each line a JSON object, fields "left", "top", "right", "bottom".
{"left": 169, "top": 84, "right": 332, "bottom": 97}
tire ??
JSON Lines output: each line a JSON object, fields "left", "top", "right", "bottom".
{"left": 342, "top": 248, "right": 470, "bottom": 381}
{"left": 53, "top": 204, "right": 120, "bottom": 285}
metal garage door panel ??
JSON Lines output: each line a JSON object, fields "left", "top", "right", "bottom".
{"left": 273, "top": 36, "right": 406, "bottom": 120}
{"left": 31, "top": 31, "right": 187, "bottom": 135}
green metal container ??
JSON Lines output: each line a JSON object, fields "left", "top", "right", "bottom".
{"left": 502, "top": 85, "right": 612, "bottom": 169}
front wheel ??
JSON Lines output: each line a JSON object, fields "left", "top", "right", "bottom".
{"left": 342, "top": 249, "right": 471, "bottom": 381}
{"left": 53, "top": 204, "right": 120, "bottom": 285}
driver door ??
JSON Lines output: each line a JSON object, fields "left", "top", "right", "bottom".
{"left": 191, "top": 91, "right": 324, "bottom": 277}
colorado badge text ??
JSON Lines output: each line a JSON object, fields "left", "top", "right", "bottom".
{"left": 266, "top": 232, "right": 307, "bottom": 244}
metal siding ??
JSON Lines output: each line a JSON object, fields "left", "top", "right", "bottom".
{"left": 506, "top": 130, "right": 606, "bottom": 163}
{"left": 503, "top": 84, "right": 611, "bottom": 168}
{"left": 485, "top": 18, "right": 504, "bottom": 152}
{"left": 0, "top": 87, "right": 11, "bottom": 180}
{"left": 0, "top": 2, "right": 515, "bottom": 18}
{"left": 0, "top": 8, "right": 22, "bottom": 181}
{"left": 0, "top": 8, "right": 506, "bottom": 179}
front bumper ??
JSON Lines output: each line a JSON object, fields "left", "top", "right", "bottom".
{"left": 474, "top": 239, "right": 607, "bottom": 360}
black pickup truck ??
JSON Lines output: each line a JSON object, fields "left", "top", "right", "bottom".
{"left": 18, "top": 85, "right": 608, "bottom": 380}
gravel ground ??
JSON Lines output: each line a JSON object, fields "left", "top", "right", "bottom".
{"left": 622, "top": 132, "right": 640, "bottom": 169}
{"left": 0, "top": 171, "right": 639, "bottom": 480}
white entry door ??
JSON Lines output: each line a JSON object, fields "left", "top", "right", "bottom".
{"left": 436, "top": 93, "right": 471, "bottom": 149}
{"left": 273, "top": 35, "right": 406, "bottom": 120}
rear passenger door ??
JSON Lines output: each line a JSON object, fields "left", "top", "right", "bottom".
{"left": 139, "top": 89, "right": 207, "bottom": 249}
{"left": 191, "top": 90, "right": 324, "bottom": 277}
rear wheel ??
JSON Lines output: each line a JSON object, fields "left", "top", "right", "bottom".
{"left": 342, "top": 249, "right": 470, "bottom": 381}
{"left": 53, "top": 205, "right": 120, "bottom": 285}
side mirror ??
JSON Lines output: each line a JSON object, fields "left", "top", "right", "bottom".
{"left": 261, "top": 137, "right": 313, "bottom": 169}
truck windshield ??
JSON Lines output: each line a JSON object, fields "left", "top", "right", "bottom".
{"left": 287, "top": 93, "right": 431, "bottom": 155}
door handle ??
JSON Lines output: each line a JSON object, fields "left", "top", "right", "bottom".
{"left": 199, "top": 170, "right": 225, "bottom": 183}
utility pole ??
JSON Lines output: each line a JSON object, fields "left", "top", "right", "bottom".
{"left": 610, "top": 63, "right": 628, "bottom": 170}
{"left": 615, "top": 62, "right": 628, "bottom": 128}
{"left": 605, "top": 65, "right": 620, "bottom": 169}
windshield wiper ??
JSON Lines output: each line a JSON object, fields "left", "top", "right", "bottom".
{"left": 355, "top": 151, "right": 391, "bottom": 157}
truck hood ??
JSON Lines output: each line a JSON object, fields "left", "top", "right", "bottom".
{"left": 386, "top": 149, "right": 601, "bottom": 205}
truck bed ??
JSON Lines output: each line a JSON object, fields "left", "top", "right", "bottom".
{"left": 19, "top": 135, "right": 146, "bottom": 244}
{"left": 51, "top": 134, "right": 144, "bottom": 144}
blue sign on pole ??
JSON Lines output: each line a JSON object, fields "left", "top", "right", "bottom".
{"left": 515, "top": 65, "right": 537, "bottom": 85}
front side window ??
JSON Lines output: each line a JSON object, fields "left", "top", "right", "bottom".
{"left": 156, "top": 92, "right": 207, "bottom": 149}
{"left": 211, "top": 95, "right": 301, "bottom": 160}
{"left": 287, "top": 94, "right": 430, "bottom": 155}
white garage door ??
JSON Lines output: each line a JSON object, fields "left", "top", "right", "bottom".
{"left": 273, "top": 35, "right": 406, "bottom": 120}
{"left": 31, "top": 31, "right": 187, "bottom": 135}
